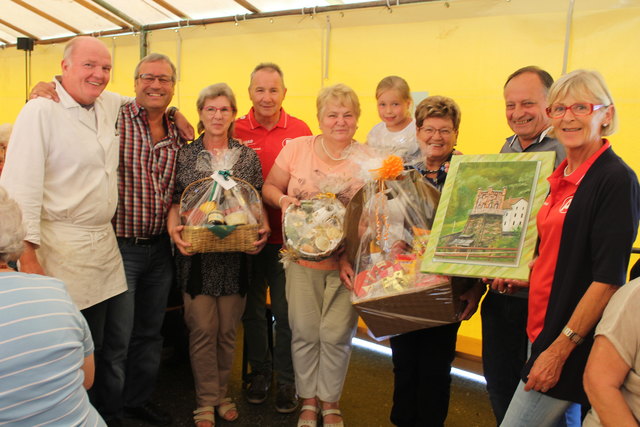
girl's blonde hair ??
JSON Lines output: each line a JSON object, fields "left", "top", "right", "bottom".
{"left": 375, "top": 75, "right": 411, "bottom": 102}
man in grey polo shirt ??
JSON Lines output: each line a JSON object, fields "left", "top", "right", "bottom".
{"left": 481, "top": 66, "right": 566, "bottom": 425}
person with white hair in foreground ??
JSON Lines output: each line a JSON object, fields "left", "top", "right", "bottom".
{"left": 0, "top": 186, "right": 105, "bottom": 426}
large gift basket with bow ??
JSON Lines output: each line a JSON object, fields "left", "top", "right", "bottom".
{"left": 344, "top": 155, "right": 472, "bottom": 340}
{"left": 179, "top": 149, "right": 263, "bottom": 253}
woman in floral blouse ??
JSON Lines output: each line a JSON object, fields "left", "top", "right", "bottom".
{"left": 167, "top": 83, "right": 268, "bottom": 426}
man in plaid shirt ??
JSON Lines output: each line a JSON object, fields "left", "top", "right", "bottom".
{"left": 108, "top": 53, "right": 188, "bottom": 426}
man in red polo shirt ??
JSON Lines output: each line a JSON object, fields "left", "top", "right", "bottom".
{"left": 235, "top": 63, "right": 312, "bottom": 413}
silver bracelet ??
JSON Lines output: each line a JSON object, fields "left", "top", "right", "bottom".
{"left": 278, "top": 194, "right": 288, "bottom": 208}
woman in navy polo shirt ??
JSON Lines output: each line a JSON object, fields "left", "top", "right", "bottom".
{"left": 495, "top": 69, "right": 640, "bottom": 426}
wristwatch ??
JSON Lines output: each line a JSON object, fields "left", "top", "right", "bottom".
{"left": 562, "top": 326, "right": 584, "bottom": 345}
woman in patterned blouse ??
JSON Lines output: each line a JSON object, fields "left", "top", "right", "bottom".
{"left": 167, "top": 83, "right": 269, "bottom": 426}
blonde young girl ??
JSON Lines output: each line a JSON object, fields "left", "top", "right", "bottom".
{"left": 367, "top": 76, "right": 421, "bottom": 163}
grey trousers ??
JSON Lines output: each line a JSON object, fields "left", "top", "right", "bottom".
{"left": 285, "top": 262, "right": 358, "bottom": 402}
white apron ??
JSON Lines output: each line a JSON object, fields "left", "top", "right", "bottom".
{"left": 37, "top": 220, "right": 126, "bottom": 310}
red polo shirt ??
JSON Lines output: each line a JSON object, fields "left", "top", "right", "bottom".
{"left": 528, "top": 140, "right": 611, "bottom": 342}
{"left": 234, "top": 108, "right": 312, "bottom": 244}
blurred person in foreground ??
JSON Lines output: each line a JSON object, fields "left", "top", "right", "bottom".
{"left": 0, "top": 186, "right": 105, "bottom": 426}
{"left": 583, "top": 276, "right": 640, "bottom": 426}
{"left": 495, "top": 69, "right": 639, "bottom": 426}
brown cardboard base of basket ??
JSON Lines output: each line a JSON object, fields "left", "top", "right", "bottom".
{"left": 353, "top": 278, "right": 471, "bottom": 339}
{"left": 182, "top": 224, "right": 259, "bottom": 253}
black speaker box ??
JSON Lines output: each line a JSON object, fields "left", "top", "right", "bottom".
{"left": 17, "top": 37, "right": 35, "bottom": 51}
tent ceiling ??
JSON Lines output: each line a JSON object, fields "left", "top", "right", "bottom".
{"left": 0, "top": 0, "right": 385, "bottom": 48}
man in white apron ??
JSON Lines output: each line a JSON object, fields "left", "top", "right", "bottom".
{"left": 0, "top": 35, "right": 127, "bottom": 418}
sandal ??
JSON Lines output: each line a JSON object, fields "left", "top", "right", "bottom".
{"left": 297, "top": 404, "right": 320, "bottom": 427}
{"left": 216, "top": 397, "right": 238, "bottom": 422}
{"left": 193, "top": 406, "right": 215, "bottom": 426}
{"left": 322, "top": 408, "right": 344, "bottom": 427}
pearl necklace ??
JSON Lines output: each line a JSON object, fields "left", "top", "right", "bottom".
{"left": 320, "top": 136, "right": 352, "bottom": 161}
{"left": 563, "top": 165, "right": 573, "bottom": 177}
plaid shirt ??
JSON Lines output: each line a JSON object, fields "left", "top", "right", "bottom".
{"left": 112, "top": 101, "right": 183, "bottom": 237}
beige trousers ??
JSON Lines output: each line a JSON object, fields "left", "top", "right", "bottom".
{"left": 183, "top": 293, "right": 246, "bottom": 407}
{"left": 285, "top": 262, "right": 358, "bottom": 402}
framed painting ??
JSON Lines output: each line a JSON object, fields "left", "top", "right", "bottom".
{"left": 420, "top": 152, "right": 556, "bottom": 280}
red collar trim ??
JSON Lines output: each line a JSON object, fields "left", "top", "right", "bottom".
{"left": 552, "top": 139, "right": 611, "bottom": 185}
{"left": 247, "top": 107, "right": 288, "bottom": 130}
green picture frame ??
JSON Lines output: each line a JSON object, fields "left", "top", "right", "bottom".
{"left": 420, "top": 152, "right": 556, "bottom": 280}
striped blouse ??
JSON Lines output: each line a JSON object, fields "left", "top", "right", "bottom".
{"left": 0, "top": 272, "right": 104, "bottom": 426}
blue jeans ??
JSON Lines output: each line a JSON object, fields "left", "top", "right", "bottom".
{"left": 90, "top": 235, "right": 174, "bottom": 417}
{"left": 500, "top": 381, "right": 581, "bottom": 427}
{"left": 481, "top": 291, "right": 529, "bottom": 424}
{"left": 242, "top": 244, "right": 294, "bottom": 385}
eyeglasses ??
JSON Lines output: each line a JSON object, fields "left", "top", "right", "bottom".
{"left": 419, "top": 127, "right": 455, "bottom": 137}
{"left": 546, "top": 103, "right": 607, "bottom": 118}
{"left": 203, "top": 106, "right": 233, "bottom": 116}
{"left": 137, "top": 73, "right": 174, "bottom": 85}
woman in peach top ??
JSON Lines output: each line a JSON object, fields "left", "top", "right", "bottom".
{"left": 263, "top": 84, "right": 364, "bottom": 427}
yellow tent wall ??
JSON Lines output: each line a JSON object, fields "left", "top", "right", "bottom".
{"left": 1, "top": 0, "right": 640, "bottom": 358}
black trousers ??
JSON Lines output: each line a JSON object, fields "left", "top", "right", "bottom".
{"left": 389, "top": 322, "right": 461, "bottom": 427}
{"left": 480, "top": 291, "right": 529, "bottom": 425}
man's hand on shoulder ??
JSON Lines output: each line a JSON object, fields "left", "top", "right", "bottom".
{"left": 19, "top": 242, "right": 46, "bottom": 275}
{"left": 29, "top": 82, "right": 59, "bottom": 102}
{"left": 172, "top": 109, "right": 195, "bottom": 141}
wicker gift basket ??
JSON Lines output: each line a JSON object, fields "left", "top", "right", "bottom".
{"left": 179, "top": 149, "right": 263, "bottom": 254}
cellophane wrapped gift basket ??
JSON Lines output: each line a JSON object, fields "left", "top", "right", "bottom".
{"left": 281, "top": 175, "right": 351, "bottom": 264}
{"left": 283, "top": 195, "right": 346, "bottom": 261}
{"left": 345, "top": 155, "right": 472, "bottom": 340}
{"left": 179, "top": 149, "right": 263, "bottom": 253}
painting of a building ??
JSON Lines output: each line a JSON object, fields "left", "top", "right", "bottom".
{"left": 422, "top": 152, "right": 556, "bottom": 281}
{"left": 502, "top": 197, "right": 528, "bottom": 232}
{"left": 448, "top": 187, "right": 528, "bottom": 247}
